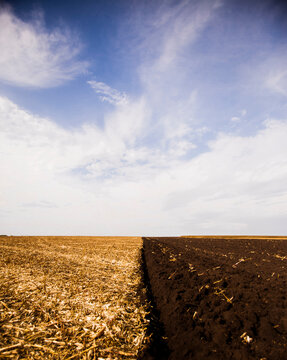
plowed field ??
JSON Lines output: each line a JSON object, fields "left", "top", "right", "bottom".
{"left": 143, "top": 237, "right": 287, "bottom": 360}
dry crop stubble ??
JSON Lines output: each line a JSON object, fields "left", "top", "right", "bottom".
{"left": 0, "top": 236, "right": 149, "bottom": 359}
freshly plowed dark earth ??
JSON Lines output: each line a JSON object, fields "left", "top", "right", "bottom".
{"left": 143, "top": 237, "right": 287, "bottom": 360}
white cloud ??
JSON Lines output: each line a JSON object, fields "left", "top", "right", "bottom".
{"left": 1, "top": 95, "right": 287, "bottom": 235}
{"left": 231, "top": 116, "right": 240, "bottom": 122}
{"left": 162, "top": 119, "right": 287, "bottom": 234}
{"left": 88, "top": 80, "right": 129, "bottom": 106}
{"left": 231, "top": 110, "right": 246, "bottom": 123}
{"left": 0, "top": 6, "right": 88, "bottom": 88}
{"left": 245, "top": 50, "right": 287, "bottom": 98}
{"left": 265, "top": 69, "right": 287, "bottom": 96}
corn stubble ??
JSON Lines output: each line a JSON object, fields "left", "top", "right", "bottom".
{"left": 0, "top": 236, "right": 149, "bottom": 359}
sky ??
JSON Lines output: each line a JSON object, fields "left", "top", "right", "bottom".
{"left": 0, "top": 0, "right": 287, "bottom": 236}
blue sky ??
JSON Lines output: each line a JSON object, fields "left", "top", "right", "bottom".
{"left": 1, "top": 0, "right": 287, "bottom": 235}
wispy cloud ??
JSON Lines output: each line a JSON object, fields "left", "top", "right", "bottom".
{"left": 22, "top": 201, "right": 57, "bottom": 208}
{"left": 0, "top": 6, "right": 88, "bottom": 88}
{"left": 231, "top": 110, "right": 247, "bottom": 123}
{"left": 231, "top": 116, "right": 240, "bottom": 122}
{"left": 265, "top": 69, "right": 287, "bottom": 96}
{"left": 129, "top": 0, "right": 221, "bottom": 71}
{"left": 128, "top": 1, "right": 220, "bottom": 148}
{"left": 153, "top": 0, "right": 220, "bottom": 71}
{"left": 88, "top": 80, "right": 129, "bottom": 106}
{"left": 242, "top": 47, "right": 287, "bottom": 100}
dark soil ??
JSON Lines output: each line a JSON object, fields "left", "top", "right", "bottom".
{"left": 137, "top": 246, "right": 170, "bottom": 360}
{"left": 143, "top": 237, "right": 287, "bottom": 360}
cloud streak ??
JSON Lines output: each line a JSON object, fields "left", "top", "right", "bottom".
{"left": 125, "top": 0, "right": 221, "bottom": 152}
{"left": 0, "top": 6, "right": 88, "bottom": 88}
{"left": 88, "top": 80, "right": 129, "bottom": 106}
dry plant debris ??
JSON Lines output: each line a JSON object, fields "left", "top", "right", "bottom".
{"left": 0, "top": 236, "right": 149, "bottom": 359}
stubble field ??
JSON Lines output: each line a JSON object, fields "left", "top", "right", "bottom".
{"left": 0, "top": 236, "right": 149, "bottom": 359}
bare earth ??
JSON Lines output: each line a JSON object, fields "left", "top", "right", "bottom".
{"left": 143, "top": 236, "right": 287, "bottom": 359}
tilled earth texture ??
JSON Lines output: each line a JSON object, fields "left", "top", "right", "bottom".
{"left": 143, "top": 237, "right": 287, "bottom": 360}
